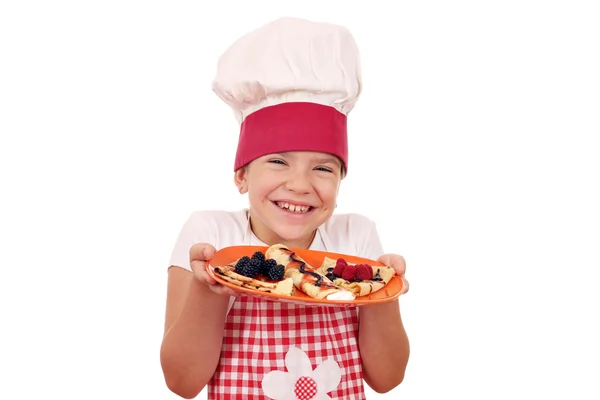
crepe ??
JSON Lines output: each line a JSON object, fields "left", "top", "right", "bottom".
{"left": 265, "top": 244, "right": 355, "bottom": 301}
{"left": 213, "top": 261, "right": 295, "bottom": 296}
{"left": 318, "top": 257, "right": 396, "bottom": 297}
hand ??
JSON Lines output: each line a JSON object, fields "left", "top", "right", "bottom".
{"left": 377, "top": 253, "right": 409, "bottom": 295}
{"left": 189, "top": 243, "right": 237, "bottom": 297}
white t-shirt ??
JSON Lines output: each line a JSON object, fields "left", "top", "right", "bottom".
{"left": 169, "top": 208, "right": 385, "bottom": 271}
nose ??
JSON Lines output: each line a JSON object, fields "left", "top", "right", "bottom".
{"left": 284, "top": 170, "right": 312, "bottom": 194}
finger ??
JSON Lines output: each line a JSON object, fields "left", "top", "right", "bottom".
{"left": 189, "top": 243, "right": 233, "bottom": 297}
{"left": 189, "top": 243, "right": 218, "bottom": 284}
{"left": 378, "top": 254, "right": 406, "bottom": 275}
{"left": 208, "top": 284, "right": 238, "bottom": 297}
{"left": 191, "top": 260, "right": 217, "bottom": 285}
{"left": 189, "top": 243, "right": 216, "bottom": 262}
{"left": 192, "top": 267, "right": 232, "bottom": 296}
{"left": 400, "top": 274, "right": 410, "bottom": 294}
{"left": 202, "top": 245, "right": 216, "bottom": 261}
{"left": 208, "top": 284, "right": 231, "bottom": 296}
{"left": 392, "top": 255, "right": 406, "bottom": 275}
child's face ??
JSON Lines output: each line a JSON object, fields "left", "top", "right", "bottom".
{"left": 235, "top": 151, "right": 343, "bottom": 247}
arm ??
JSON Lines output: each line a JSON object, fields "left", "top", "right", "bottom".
{"left": 160, "top": 244, "right": 232, "bottom": 399}
{"left": 359, "top": 299, "right": 410, "bottom": 393}
{"left": 359, "top": 253, "right": 410, "bottom": 393}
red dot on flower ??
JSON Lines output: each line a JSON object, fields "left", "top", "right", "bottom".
{"left": 294, "top": 376, "right": 318, "bottom": 400}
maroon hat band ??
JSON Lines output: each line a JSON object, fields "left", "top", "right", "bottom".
{"left": 234, "top": 102, "right": 348, "bottom": 172}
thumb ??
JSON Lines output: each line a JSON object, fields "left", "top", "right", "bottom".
{"left": 189, "top": 243, "right": 216, "bottom": 262}
{"left": 377, "top": 253, "right": 406, "bottom": 275}
{"left": 203, "top": 245, "right": 215, "bottom": 261}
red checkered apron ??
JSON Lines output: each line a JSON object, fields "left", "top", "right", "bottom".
{"left": 207, "top": 296, "right": 365, "bottom": 399}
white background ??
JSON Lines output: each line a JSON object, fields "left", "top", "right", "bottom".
{"left": 1, "top": 1, "right": 599, "bottom": 399}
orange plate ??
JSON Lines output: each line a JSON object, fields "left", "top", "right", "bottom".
{"left": 206, "top": 245, "right": 405, "bottom": 307}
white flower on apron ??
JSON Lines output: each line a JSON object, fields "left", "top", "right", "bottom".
{"left": 261, "top": 346, "right": 342, "bottom": 400}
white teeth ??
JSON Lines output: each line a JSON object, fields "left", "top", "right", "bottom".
{"left": 276, "top": 202, "right": 310, "bottom": 213}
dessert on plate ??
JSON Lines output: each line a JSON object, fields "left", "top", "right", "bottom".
{"left": 265, "top": 244, "right": 355, "bottom": 301}
{"left": 212, "top": 244, "right": 397, "bottom": 301}
{"left": 318, "top": 257, "right": 396, "bottom": 297}
{"left": 213, "top": 251, "right": 295, "bottom": 296}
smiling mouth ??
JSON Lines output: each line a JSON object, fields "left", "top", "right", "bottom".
{"left": 273, "top": 201, "right": 313, "bottom": 214}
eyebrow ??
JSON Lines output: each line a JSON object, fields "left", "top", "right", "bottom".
{"left": 314, "top": 157, "right": 341, "bottom": 166}
{"left": 273, "top": 153, "right": 341, "bottom": 167}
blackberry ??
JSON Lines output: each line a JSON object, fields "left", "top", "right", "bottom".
{"left": 268, "top": 264, "right": 285, "bottom": 280}
{"left": 244, "top": 257, "right": 263, "bottom": 278}
{"left": 261, "top": 258, "right": 277, "bottom": 276}
{"left": 251, "top": 251, "right": 265, "bottom": 263}
{"left": 235, "top": 256, "right": 251, "bottom": 274}
{"left": 236, "top": 255, "right": 260, "bottom": 278}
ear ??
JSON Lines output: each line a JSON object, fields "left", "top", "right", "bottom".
{"left": 234, "top": 167, "right": 248, "bottom": 194}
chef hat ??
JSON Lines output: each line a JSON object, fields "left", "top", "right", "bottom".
{"left": 212, "top": 17, "right": 362, "bottom": 173}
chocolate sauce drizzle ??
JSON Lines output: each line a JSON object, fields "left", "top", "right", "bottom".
{"left": 325, "top": 268, "right": 336, "bottom": 281}
{"left": 300, "top": 263, "right": 324, "bottom": 286}
{"left": 282, "top": 247, "right": 326, "bottom": 287}
{"left": 372, "top": 270, "right": 383, "bottom": 281}
{"left": 281, "top": 247, "right": 384, "bottom": 287}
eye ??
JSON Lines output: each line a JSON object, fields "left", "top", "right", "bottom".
{"left": 315, "top": 166, "right": 333, "bottom": 173}
{"left": 268, "top": 159, "right": 287, "bottom": 165}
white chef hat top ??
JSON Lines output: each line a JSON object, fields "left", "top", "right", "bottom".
{"left": 212, "top": 17, "right": 363, "bottom": 173}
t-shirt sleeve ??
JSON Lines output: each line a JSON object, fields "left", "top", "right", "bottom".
{"left": 168, "top": 212, "right": 217, "bottom": 271}
{"left": 358, "top": 217, "right": 385, "bottom": 261}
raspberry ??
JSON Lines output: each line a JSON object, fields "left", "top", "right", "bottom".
{"left": 355, "top": 264, "right": 373, "bottom": 281}
{"left": 332, "top": 258, "right": 347, "bottom": 277}
{"left": 262, "top": 258, "right": 277, "bottom": 276}
{"left": 268, "top": 264, "right": 285, "bottom": 280}
{"left": 341, "top": 264, "right": 356, "bottom": 280}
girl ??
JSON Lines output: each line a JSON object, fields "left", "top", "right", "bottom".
{"left": 160, "top": 17, "right": 410, "bottom": 400}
